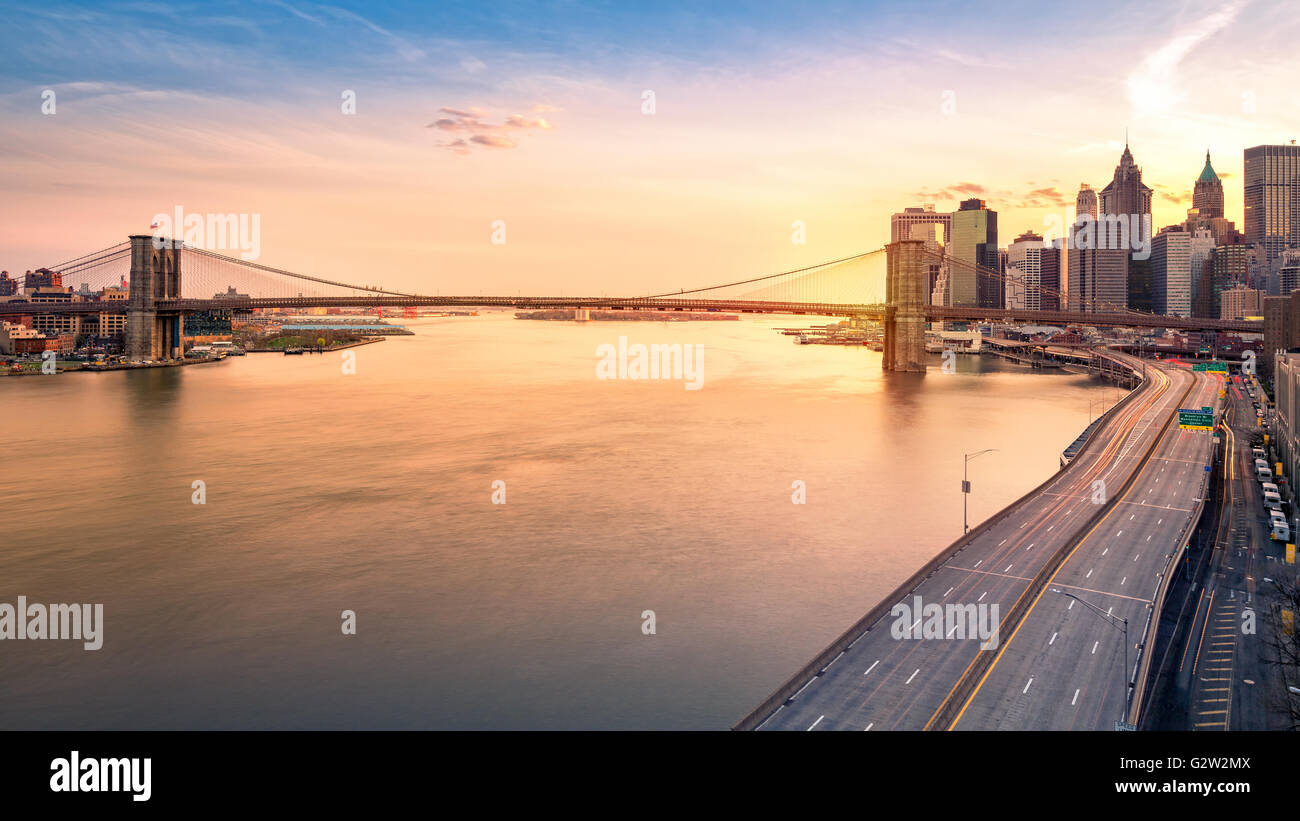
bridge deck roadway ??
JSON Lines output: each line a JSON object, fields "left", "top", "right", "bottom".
{"left": 755, "top": 359, "right": 1212, "bottom": 730}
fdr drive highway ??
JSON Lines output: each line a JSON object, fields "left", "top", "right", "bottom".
{"left": 739, "top": 354, "right": 1221, "bottom": 731}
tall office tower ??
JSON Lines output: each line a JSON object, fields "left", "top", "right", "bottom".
{"left": 1076, "top": 183, "right": 1099, "bottom": 220}
{"left": 1209, "top": 242, "right": 1250, "bottom": 318}
{"left": 1040, "top": 245, "right": 1061, "bottom": 311}
{"left": 1068, "top": 217, "right": 1128, "bottom": 312}
{"left": 1189, "top": 229, "right": 1217, "bottom": 317}
{"left": 1245, "top": 143, "right": 1300, "bottom": 261}
{"left": 950, "top": 198, "right": 999, "bottom": 308}
{"left": 1264, "top": 295, "right": 1292, "bottom": 379}
{"left": 1100, "top": 142, "right": 1153, "bottom": 225}
{"left": 1193, "top": 151, "right": 1224, "bottom": 219}
{"left": 1151, "top": 227, "right": 1192, "bottom": 317}
{"left": 0, "top": 271, "right": 16, "bottom": 297}
{"left": 1280, "top": 249, "right": 1300, "bottom": 296}
{"left": 1005, "top": 231, "right": 1042, "bottom": 310}
{"left": 891, "top": 205, "right": 952, "bottom": 244}
{"left": 1127, "top": 258, "right": 1152, "bottom": 312}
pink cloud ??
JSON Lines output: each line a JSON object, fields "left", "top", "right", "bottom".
{"left": 470, "top": 134, "right": 516, "bottom": 149}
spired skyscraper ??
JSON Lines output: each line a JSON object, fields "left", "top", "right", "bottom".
{"left": 1076, "top": 183, "right": 1099, "bottom": 221}
{"left": 1100, "top": 141, "right": 1153, "bottom": 224}
{"left": 1193, "top": 151, "right": 1224, "bottom": 219}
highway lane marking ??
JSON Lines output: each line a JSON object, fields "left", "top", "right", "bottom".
{"left": 1092, "top": 641, "right": 1099, "bottom": 654}
{"left": 1005, "top": 564, "right": 1014, "bottom": 572}
{"left": 1102, "top": 548, "right": 1108, "bottom": 555}
{"left": 1023, "top": 677, "right": 1033, "bottom": 694}
{"left": 974, "top": 560, "right": 983, "bottom": 568}
{"left": 1026, "top": 543, "right": 1034, "bottom": 550}
{"left": 1121, "top": 576, "right": 1127, "bottom": 586}
{"left": 1086, "top": 568, "right": 1093, "bottom": 578}
{"left": 943, "top": 587, "right": 954, "bottom": 598}
{"left": 1129, "top": 514, "right": 1135, "bottom": 520}
{"left": 1046, "top": 525, "right": 1054, "bottom": 532}
{"left": 863, "top": 723, "right": 873, "bottom": 731}
{"left": 947, "top": 566, "right": 1034, "bottom": 583}
{"left": 1020, "top": 522, "right": 1028, "bottom": 529}
{"left": 905, "top": 669, "right": 919, "bottom": 685}
{"left": 978, "top": 591, "right": 987, "bottom": 602}
{"left": 808, "top": 715, "right": 824, "bottom": 730}
{"left": 1071, "top": 688, "right": 1080, "bottom": 705}
{"left": 1049, "top": 632, "right": 1057, "bottom": 645}
{"left": 864, "top": 660, "right": 879, "bottom": 676}
{"left": 998, "top": 540, "right": 1006, "bottom": 547}
{"left": 1146, "top": 534, "right": 1151, "bottom": 541}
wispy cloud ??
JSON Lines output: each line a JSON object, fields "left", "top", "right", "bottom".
{"left": 1126, "top": 1, "right": 1245, "bottom": 112}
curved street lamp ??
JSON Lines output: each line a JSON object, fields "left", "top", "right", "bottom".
{"left": 963, "top": 448, "right": 999, "bottom": 534}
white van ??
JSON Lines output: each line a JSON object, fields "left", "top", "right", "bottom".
{"left": 1271, "top": 520, "right": 1291, "bottom": 542}
{"left": 1257, "top": 465, "right": 1274, "bottom": 483}
{"left": 1264, "top": 491, "right": 1282, "bottom": 511}
{"left": 1262, "top": 481, "right": 1280, "bottom": 496}
{"left": 1270, "top": 509, "right": 1287, "bottom": 525}
{"left": 1253, "top": 448, "right": 1267, "bottom": 461}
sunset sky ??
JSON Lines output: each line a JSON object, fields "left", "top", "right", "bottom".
{"left": 1, "top": 0, "right": 1297, "bottom": 296}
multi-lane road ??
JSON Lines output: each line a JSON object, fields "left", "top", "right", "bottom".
{"left": 744, "top": 355, "right": 1221, "bottom": 731}
{"left": 1148, "top": 374, "right": 1296, "bottom": 730}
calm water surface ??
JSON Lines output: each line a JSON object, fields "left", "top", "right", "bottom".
{"left": 0, "top": 313, "right": 1114, "bottom": 728}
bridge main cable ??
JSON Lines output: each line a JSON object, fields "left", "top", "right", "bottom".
{"left": 185, "top": 246, "right": 422, "bottom": 298}
{"left": 640, "top": 248, "right": 884, "bottom": 300}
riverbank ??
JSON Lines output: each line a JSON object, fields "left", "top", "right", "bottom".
{"left": 1, "top": 355, "right": 229, "bottom": 377}
{"left": 245, "top": 338, "right": 385, "bottom": 353}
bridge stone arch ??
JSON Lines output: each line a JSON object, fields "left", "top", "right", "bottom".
{"left": 126, "top": 234, "right": 184, "bottom": 360}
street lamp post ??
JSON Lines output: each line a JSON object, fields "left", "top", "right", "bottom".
{"left": 1051, "top": 588, "right": 1131, "bottom": 729}
{"left": 963, "top": 449, "right": 999, "bottom": 535}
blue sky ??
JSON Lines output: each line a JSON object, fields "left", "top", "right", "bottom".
{"left": 1, "top": 1, "right": 1295, "bottom": 293}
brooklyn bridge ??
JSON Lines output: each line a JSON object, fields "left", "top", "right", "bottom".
{"left": 1, "top": 234, "right": 1262, "bottom": 366}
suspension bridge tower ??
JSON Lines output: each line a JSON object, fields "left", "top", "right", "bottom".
{"left": 882, "top": 239, "right": 927, "bottom": 372}
{"left": 126, "top": 234, "right": 184, "bottom": 361}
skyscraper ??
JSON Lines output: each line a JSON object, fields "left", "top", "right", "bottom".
{"left": 1151, "top": 228, "right": 1192, "bottom": 317}
{"left": 949, "top": 198, "right": 998, "bottom": 308}
{"left": 891, "top": 205, "right": 952, "bottom": 244}
{"left": 1244, "top": 143, "right": 1300, "bottom": 261}
{"left": 1068, "top": 215, "right": 1128, "bottom": 312}
{"left": 1189, "top": 229, "right": 1217, "bottom": 318}
{"left": 1192, "top": 151, "right": 1224, "bottom": 219}
{"left": 1099, "top": 142, "right": 1153, "bottom": 226}
{"left": 1075, "top": 184, "right": 1098, "bottom": 220}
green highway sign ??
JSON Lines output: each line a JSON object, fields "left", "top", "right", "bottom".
{"left": 1192, "top": 361, "right": 1228, "bottom": 372}
{"left": 1178, "top": 408, "right": 1214, "bottom": 430}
